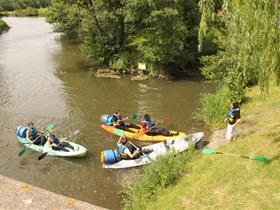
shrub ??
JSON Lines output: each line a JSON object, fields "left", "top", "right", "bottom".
{"left": 122, "top": 148, "right": 194, "bottom": 210}
{"left": 198, "top": 87, "right": 232, "bottom": 129}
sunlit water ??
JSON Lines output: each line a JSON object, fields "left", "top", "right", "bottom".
{"left": 0, "top": 17, "right": 212, "bottom": 209}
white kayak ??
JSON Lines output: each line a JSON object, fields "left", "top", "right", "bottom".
{"left": 103, "top": 132, "right": 204, "bottom": 169}
{"left": 17, "top": 136, "right": 87, "bottom": 157}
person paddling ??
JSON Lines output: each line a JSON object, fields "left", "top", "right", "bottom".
{"left": 117, "top": 136, "right": 140, "bottom": 159}
{"left": 26, "top": 122, "right": 47, "bottom": 145}
{"left": 46, "top": 126, "right": 75, "bottom": 152}
{"left": 140, "top": 114, "right": 178, "bottom": 136}
{"left": 111, "top": 111, "right": 139, "bottom": 132}
{"left": 225, "top": 100, "right": 241, "bottom": 141}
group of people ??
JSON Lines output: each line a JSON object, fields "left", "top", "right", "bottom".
{"left": 23, "top": 100, "right": 240, "bottom": 159}
{"left": 108, "top": 112, "right": 178, "bottom": 136}
{"left": 24, "top": 122, "right": 75, "bottom": 152}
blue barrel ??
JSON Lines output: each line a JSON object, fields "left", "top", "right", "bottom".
{"left": 101, "top": 150, "right": 119, "bottom": 164}
{"left": 16, "top": 126, "right": 27, "bottom": 138}
{"left": 100, "top": 114, "right": 113, "bottom": 125}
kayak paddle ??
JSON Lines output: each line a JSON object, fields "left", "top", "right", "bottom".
{"left": 18, "top": 133, "right": 44, "bottom": 157}
{"left": 202, "top": 149, "right": 269, "bottom": 164}
{"left": 107, "top": 113, "right": 140, "bottom": 126}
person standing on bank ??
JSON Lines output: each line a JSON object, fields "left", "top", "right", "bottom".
{"left": 225, "top": 100, "right": 241, "bottom": 141}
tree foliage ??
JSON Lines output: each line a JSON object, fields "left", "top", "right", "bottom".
{"left": 0, "top": 0, "right": 51, "bottom": 11}
{"left": 47, "top": 0, "right": 199, "bottom": 74}
{"left": 199, "top": 0, "right": 280, "bottom": 98}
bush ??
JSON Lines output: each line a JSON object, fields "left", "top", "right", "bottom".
{"left": 122, "top": 148, "right": 194, "bottom": 210}
{"left": 0, "top": 19, "right": 9, "bottom": 34}
{"left": 198, "top": 87, "right": 232, "bottom": 129}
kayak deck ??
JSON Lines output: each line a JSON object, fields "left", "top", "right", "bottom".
{"left": 17, "top": 136, "right": 87, "bottom": 157}
{"left": 103, "top": 132, "right": 204, "bottom": 169}
{"left": 100, "top": 124, "right": 186, "bottom": 142}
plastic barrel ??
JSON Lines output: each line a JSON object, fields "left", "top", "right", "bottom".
{"left": 101, "top": 150, "right": 119, "bottom": 164}
{"left": 16, "top": 126, "right": 27, "bottom": 138}
{"left": 100, "top": 114, "right": 113, "bottom": 125}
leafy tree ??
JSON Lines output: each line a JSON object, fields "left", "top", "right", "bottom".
{"left": 47, "top": 0, "right": 199, "bottom": 74}
{"left": 199, "top": 0, "right": 280, "bottom": 99}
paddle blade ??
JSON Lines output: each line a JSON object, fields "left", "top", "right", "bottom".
{"left": 162, "top": 117, "right": 168, "bottom": 124}
{"left": 251, "top": 156, "right": 270, "bottom": 164}
{"left": 18, "top": 147, "right": 26, "bottom": 157}
{"left": 45, "top": 124, "right": 54, "bottom": 132}
{"left": 202, "top": 149, "right": 216, "bottom": 155}
{"left": 38, "top": 152, "right": 48, "bottom": 160}
{"left": 130, "top": 114, "right": 139, "bottom": 119}
{"left": 115, "top": 129, "right": 123, "bottom": 137}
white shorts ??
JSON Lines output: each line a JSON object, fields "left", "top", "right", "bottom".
{"left": 226, "top": 123, "right": 237, "bottom": 141}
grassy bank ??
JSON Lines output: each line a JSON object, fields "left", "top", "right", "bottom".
{"left": 0, "top": 19, "right": 9, "bottom": 34}
{"left": 123, "top": 85, "right": 280, "bottom": 209}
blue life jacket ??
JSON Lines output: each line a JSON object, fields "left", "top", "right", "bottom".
{"left": 28, "top": 127, "right": 38, "bottom": 138}
{"left": 227, "top": 108, "right": 240, "bottom": 125}
{"left": 119, "top": 144, "right": 127, "bottom": 154}
{"left": 141, "top": 119, "right": 154, "bottom": 128}
{"left": 49, "top": 134, "right": 60, "bottom": 145}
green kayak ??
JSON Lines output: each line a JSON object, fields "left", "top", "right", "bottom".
{"left": 17, "top": 136, "right": 87, "bottom": 157}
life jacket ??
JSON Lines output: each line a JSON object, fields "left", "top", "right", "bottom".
{"left": 227, "top": 108, "right": 240, "bottom": 125}
{"left": 28, "top": 127, "right": 38, "bottom": 139}
{"left": 113, "top": 114, "right": 121, "bottom": 121}
{"left": 48, "top": 134, "right": 60, "bottom": 145}
{"left": 119, "top": 144, "right": 134, "bottom": 159}
{"left": 140, "top": 119, "right": 154, "bottom": 129}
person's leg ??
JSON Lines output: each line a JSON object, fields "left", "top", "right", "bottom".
{"left": 226, "top": 123, "right": 236, "bottom": 141}
{"left": 61, "top": 142, "right": 74, "bottom": 150}
{"left": 40, "top": 135, "right": 47, "bottom": 146}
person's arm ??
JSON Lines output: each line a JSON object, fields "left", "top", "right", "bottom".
{"left": 117, "top": 136, "right": 122, "bottom": 147}
{"left": 124, "top": 148, "right": 139, "bottom": 159}
{"left": 26, "top": 130, "right": 31, "bottom": 141}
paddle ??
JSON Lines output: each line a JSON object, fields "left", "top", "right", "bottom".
{"left": 136, "top": 117, "right": 169, "bottom": 137}
{"left": 202, "top": 149, "right": 269, "bottom": 164}
{"left": 107, "top": 113, "right": 140, "bottom": 126}
{"left": 38, "top": 129, "right": 80, "bottom": 161}
{"left": 18, "top": 134, "right": 43, "bottom": 157}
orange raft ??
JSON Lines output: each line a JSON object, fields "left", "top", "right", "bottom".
{"left": 100, "top": 124, "right": 186, "bottom": 142}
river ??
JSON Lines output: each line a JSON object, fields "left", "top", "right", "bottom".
{"left": 0, "top": 17, "right": 212, "bottom": 209}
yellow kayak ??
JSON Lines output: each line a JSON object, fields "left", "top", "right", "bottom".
{"left": 100, "top": 124, "right": 186, "bottom": 142}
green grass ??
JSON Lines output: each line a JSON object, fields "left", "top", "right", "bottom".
{"left": 0, "top": 19, "right": 9, "bottom": 34}
{"left": 122, "top": 148, "right": 195, "bottom": 210}
{"left": 124, "top": 85, "right": 280, "bottom": 210}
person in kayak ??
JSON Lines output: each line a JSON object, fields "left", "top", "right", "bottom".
{"left": 225, "top": 99, "right": 241, "bottom": 141}
{"left": 26, "top": 122, "right": 47, "bottom": 145}
{"left": 46, "top": 127, "right": 75, "bottom": 152}
{"left": 140, "top": 114, "right": 178, "bottom": 136}
{"left": 112, "top": 111, "right": 139, "bottom": 132}
{"left": 117, "top": 136, "right": 140, "bottom": 159}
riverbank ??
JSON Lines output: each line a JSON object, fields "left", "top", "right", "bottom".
{"left": 0, "top": 19, "right": 9, "bottom": 34}
{"left": 0, "top": 8, "right": 48, "bottom": 17}
{"left": 0, "top": 174, "right": 106, "bottom": 210}
{"left": 123, "top": 85, "right": 280, "bottom": 209}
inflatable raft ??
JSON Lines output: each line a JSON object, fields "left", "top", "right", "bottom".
{"left": 16, "top": 126, "right": 87, "bottom": 157}
{"left": 102, "top": 132, "right": 204, "bottom": 169}
{"left": 100, "top": 124, "right": 186, "bottom": 142}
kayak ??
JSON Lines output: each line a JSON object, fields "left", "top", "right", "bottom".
{"left": 102, "top": 132, "right": 204, "bottom": 169}
{"left": 100, "top": 124, "right": 186, "bottom": 142}
{"left": 17, "top": 136, "right": 87, "bottom": 157}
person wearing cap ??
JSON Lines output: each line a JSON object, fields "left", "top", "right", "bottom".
{"left": 26, "top": 122, "right": 47, "bottom": 145}
{"left": 117, "top": 136, "right": 140, "bottom": 159}
{"left": 46, "top": 126, "right": 75, "bottom": 152}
